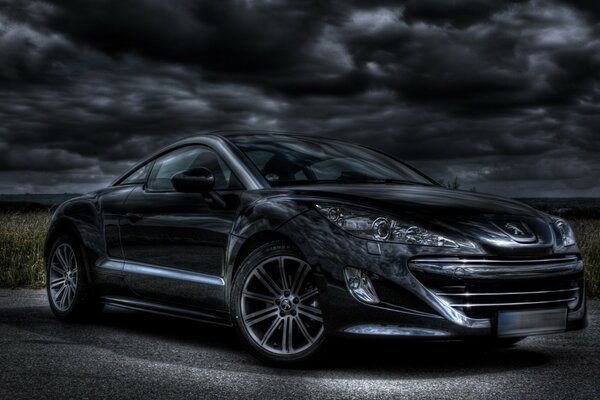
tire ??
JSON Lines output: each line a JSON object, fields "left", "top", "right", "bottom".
{"left": 231, "top": 240, "right": 326, "bottom": 366}
{"left": 492, "top": 337, "right": 526, "bottom": 347}
{"left": 46, "top": 234, "right": 102, "bottom": 321}
{"left": 466, "top": 336, "right": 526, "bottom": 348}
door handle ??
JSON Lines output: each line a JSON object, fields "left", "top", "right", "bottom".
{"left": 124, "top": 213, "right": 143, "bottom": 222}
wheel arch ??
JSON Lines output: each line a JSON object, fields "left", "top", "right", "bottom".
{"left": 224, "top": 230, "right": 306, "bottom": 310}
{"left": 45, "top": 217, "right": 83, "bottom": 262}
{"left": 45, "top": 217, "right": 96, "bottom": 284}
{"left": 231, "top": 230, "right": 301, "bottom": 280}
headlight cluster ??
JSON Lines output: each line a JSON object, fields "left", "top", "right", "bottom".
{"left": 554, "top": 218, "right": 576, "bottom": 247}
{"left": 315, "top": 203, "right": 458, "bottom": 247}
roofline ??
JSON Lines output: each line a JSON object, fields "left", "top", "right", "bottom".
{"left": 176, "top": 129, "right": 356, "bottom": 145}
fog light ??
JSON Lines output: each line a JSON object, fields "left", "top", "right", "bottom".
{"left": 568, "top": 289, "right": 580, "bottom": 310}
{"left": 344, "top": 267, "right": 379, "bottom": 304}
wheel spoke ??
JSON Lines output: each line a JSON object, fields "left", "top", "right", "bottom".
{"left": 63, "top": 287, "right": 70, "bottom": 308}
{"left": 261, "top": 317, "right": 282, "bottom": 345}
{"left": 298, "top": 304, "right": 323, "bottom": 322}
{"left": 50, "top": 278, "right": 65, "bottom": 289}
{"left": 244, "top": 306, "right": 279, "bottom": 327}
{"left": 281, "top": 317, "right": 293, "bottom": 353}
{"left": 69, "top": 250, "right": 77, "bottom": 270}
{"left": 298, "top": 303, "right": 322, "bottom": 315}
{"left": 254, "top": 266, "right": 282, "bottom": 296}
{"left": 71, "top": 282, "right": 76, "bottom": 301}
{"left": 296, "top": 316, "right": 314, "bottom": 344}
{"left": 290, "top": 262, "right": 309, "bottom": 294}
{"left": 50, "top": 261, "right": 65, "bottom": 275}
{"left": 299, "top": 287, "right": 318, "bottom": 302}
{"left": 51, "top": 262, "right": 65, "bottom": 275}
{"left": 55, "top": 285, "right": 66, "bottom": 308}
{"left": 243, "top": 290, "right": 276, "bottom": 303}
{"left": 278, "top": 257, "right": 289, "bottom": 290}
{"left": 66, "top": 284, "right": 74, "bottom": 307}
{"left": 56, "top": 246, "right": 70, "bottom": 271}
{"left": 55, "top": 284, "right": 66, "bottom": 299}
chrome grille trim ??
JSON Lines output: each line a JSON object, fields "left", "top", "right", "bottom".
{"left": 448, "top": 298, "right": 577, "bottom": 308}
{"left": 408, "top": 256, "right": 582, "bottom": 280}
{"left": 413, "top": 256, "right": 579, "bottom": 264}
{"left": 436, "top": 288, "right": 579, "bottom": 297}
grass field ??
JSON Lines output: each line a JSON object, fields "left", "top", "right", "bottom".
{"left": 0, "top": 211, "right": 599, "bottom": 297}
{"left": 0, "top": 212, "right": 50, "bottom": 288}
{"left": 570, "top": 218, "right": 600, "bottom": 298}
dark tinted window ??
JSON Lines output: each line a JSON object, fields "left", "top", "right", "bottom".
{"left": 147, "top": 146, "right": 241, "bottom": 191}
{"left": 231, "top": 136, "right": 433, "bottom": 186}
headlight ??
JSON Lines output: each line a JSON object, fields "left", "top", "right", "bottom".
{"left": 315, "top": 203, "right": 458, "bottom": 247}
{"left": 554, "top": 218, "right": 576, "bottom": 247}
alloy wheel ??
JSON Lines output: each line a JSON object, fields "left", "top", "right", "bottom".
{"left": 49, "top": 243, "right": 79, "bottom": 312}
{"left": 240, "top": 256, "right": 324, "bottom": 355}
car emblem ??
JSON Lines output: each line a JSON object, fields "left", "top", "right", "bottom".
{"left": 492, "top": 220, "right": 537, "bottom": 243}
{"left": 280, "top": 299, "right": 292, "bottom": 312}
{"left": 503, "top": 222, "right": 525, "bottom": 236}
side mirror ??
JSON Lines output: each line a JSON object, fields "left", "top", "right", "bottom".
{"left": 171, "top": 167, "right": 227, "bottom": 208}
{"left": 171, "top": 167, "right": 215, "bottom": 193}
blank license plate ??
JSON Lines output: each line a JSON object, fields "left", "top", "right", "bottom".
{"left": 497, "top": 308, "right": 567, "bottom": 337}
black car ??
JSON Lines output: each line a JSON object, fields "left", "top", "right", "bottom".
{"left": 45, "top": 132, "right": 587, "bottom": 365}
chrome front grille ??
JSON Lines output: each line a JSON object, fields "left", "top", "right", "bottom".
{"left": 408, "top": 256, "right": 584, "bottom": 318}
{"left": 408, "top": 256, "right": 582, "bottom": 280}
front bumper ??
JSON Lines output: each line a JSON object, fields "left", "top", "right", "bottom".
{"left": 278, "top": 210, "right": 588, "bottom": 339}
{"left": 322, "top": 259, "right": 587, "bottom": 339}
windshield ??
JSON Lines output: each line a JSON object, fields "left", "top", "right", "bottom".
{"left": 230, "top": 136, "right": 435, "bottom": 187}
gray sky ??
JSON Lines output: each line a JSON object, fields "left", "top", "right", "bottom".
{"left": 0, "top": 0, "right": 599, "bottom": 196}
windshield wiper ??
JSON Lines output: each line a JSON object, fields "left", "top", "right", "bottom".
{"left": 345, "top": 178, "right": 433, "bottom": 186}
{"left": 382, "top": 179, "right": 431, "bottom": 185}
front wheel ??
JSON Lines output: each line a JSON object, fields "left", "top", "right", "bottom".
{"left": 231, "top": 241, "right": 325, "bottom": 366}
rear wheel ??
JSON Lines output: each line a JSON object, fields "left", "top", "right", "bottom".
{"left": 46, "top": 235, "right": 102, "bottom": 321}
{"left": 232, "top": 241, "right": 325, "bottom": 366}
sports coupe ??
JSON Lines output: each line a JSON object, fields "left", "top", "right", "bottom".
{"left": 45, "top": 132, "right": 587, "bottom": 365}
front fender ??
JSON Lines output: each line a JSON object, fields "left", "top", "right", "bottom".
{"left": 230, "top": 194, "right": 312, "bottom": 239}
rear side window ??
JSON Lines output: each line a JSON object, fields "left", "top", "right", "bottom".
{"left": 146, "top": 146, "right": 241, "bottom": 191}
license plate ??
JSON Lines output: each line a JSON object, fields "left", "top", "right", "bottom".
{"left": 497, "top": 308, "right": 567, "bottom": 337}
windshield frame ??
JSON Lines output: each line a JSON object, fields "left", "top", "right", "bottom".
{"left": 227, "top": 134, "right": 440, "bottom": 188}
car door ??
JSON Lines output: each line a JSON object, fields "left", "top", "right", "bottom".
{"left": 94, "top": 164, "right": 154, "bottom": 288}
{"left": 119, "top": 145, "right": 243, "bottom": 310}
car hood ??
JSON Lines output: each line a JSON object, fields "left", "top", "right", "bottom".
{"left": 278, "top": 183, "right": 541, "bottom": 218}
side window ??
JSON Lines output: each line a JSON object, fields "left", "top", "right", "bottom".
{"left": 146, "top": 146, "right": 241, "bottom": 191}
{"left": 120, "top": 163, "right": 152, "bottom": 185}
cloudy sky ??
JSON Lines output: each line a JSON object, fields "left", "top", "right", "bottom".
{"left": 0, "top": 0, "right": 599, "bottom": 197}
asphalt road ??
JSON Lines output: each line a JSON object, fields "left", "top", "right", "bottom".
{"left": 1, "top": 290, "right": 598, "bottom": 400}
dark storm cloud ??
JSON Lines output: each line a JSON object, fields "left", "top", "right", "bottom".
{"left": 0, "top": 142, "right": 96, "bottom": 171}
{"left": 41, "top": 0, "right": 368, "bottom": 96}
{"left": 339, "top": 2, "right": 600, "bottom": 113}
{"left": 0, "top": 0, "right": 599, "bottom": 196}
{"left": 401, "top": 0, "right": 528, "bottom": 28}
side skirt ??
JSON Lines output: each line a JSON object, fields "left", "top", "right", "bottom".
{"left": 99, "top": 295, "right": 233, "bottom": 327}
